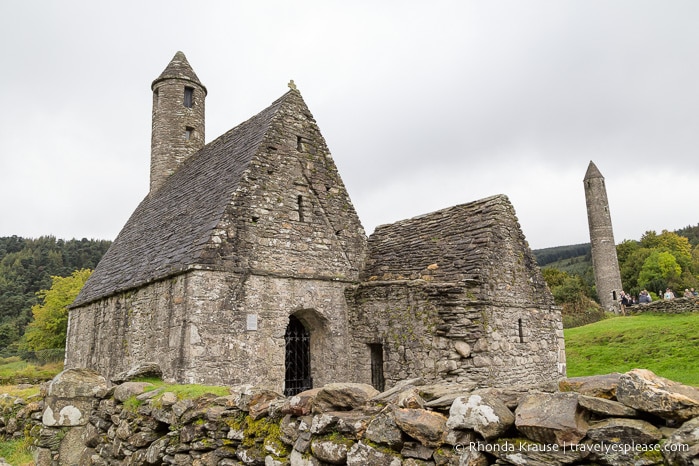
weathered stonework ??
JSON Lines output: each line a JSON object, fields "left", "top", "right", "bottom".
{"left": 32, "top": 368, "right": 699, "bottom": 465}
{"left": 346, "top": 196, "right": 565, "bottom": 388}
{"left": 584, "top": 161, "right": 624, "bottom": 312}
{"left": 66, "top": 52, "right": 565, "bottom": 395}
{"left": 150, "top": 51, "right": 207, "bottom": 192}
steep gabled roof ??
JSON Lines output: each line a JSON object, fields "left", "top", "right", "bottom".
{"left": 361, "top": 194, "right": 524, "bottom": 284}
{"left": 72, "top": 92, "right": 292, "bottom": 307}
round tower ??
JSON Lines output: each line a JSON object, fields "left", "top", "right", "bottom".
{"left": 583, "top": 161, "right": 623, "bottom": 312}
{"left": 150, "top": 51, "right": 207, "bottom": 192}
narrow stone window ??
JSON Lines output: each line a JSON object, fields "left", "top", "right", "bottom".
{"left": 369, "top": 344, "right": 385, "bottom": 391}
{"left": 297, "top": 195, "right": 305, "bottom": 222}
{"left": 518, "top": 318, "right": 524, "bottom": 343}
{"left": 184, "top": 126, "right": 193, "bottom": 141}
{"left": 297, "top": 136, "right": 306, "bottom": 152}
{"left": 184, "top": 86, "right": 194, "bottom": 108}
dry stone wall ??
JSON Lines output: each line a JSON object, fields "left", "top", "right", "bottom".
{"left": 628, "top": 297, "right": 699, "bottom": 315}
{"left": 33, "top": 368, "right": 699, "bottom": 465}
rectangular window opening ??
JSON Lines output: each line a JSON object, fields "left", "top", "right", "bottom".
{"left": 297, "top": 195, "right": 305, "bottom": 222}
{"left": 184, "top": 126, "right": 193, "bottom": 141}
{"left": 518, "top": 318, "right": 524, "bottom": 343}
{"left": 369, "top": 343, "right": 385, "bottom": 391}
{"left": 297, "top": 136, "right": 305, "bottom": 152}
{"left": 184, "top": 86, "right": 194, "bottom": 108}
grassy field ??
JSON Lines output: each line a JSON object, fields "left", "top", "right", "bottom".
{"left": 0, "top": 437, "right": 33, "bottom": 465}
{"left": 0, "top": 357, "right": 63, "bottom": 385}
{"left": 564, "top": 313, "right": 699, "bottom": 386}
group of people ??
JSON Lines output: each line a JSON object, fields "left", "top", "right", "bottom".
{"left": 619, "top": 290, "right": 642, "bottom": 315}
{"left": 618, "top": 287, "right": 698, "bottom": 314}
{"left": 660, "top": 287, "right": 698, "bottom": 300}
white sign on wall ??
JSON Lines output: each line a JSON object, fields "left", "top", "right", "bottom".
{"left": 246, "top": 314, "right": 258, "bottom": 331}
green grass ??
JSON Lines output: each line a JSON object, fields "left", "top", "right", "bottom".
{"left": 564, "top": 313, "right": 699, "bottom": 386}
{"left": 134, "top": 377, "right": 230, "bottom": 401}
{"left": 120, "top": 377, "right": 230, "bottom": 412}
{"left": 0, "top": 357, "right": 63, "bottom": 384}
{"left": 0, "top": 384, "right": 41, "bottom": 400}
{"left": 0, "top": 437, "right": 33, "bottom": 465}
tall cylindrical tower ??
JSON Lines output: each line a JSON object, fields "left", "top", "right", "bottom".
{"left": 150, "top": 51, "right": 207, "bottom": 192}
{"left": 583, "top": 161, "right": 623, "bottom": 312}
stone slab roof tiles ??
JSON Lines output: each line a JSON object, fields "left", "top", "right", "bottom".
{"left": 361, "top": 194, "right": 518, "bottom": 284}
{"left": 72, "top": 92, "right": 290, "bottom": 307}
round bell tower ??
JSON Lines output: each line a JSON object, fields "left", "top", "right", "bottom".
{"left": 150, "top": 51, "right": 207, "bottom": 192}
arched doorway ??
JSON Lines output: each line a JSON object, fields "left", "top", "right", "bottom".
{"left": 284, "top": 315, "right": 312, "bottom": 396}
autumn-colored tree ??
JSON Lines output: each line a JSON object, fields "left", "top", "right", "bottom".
{"left": 638, "top": 250, "right": 682, "bottom": 294}
{"left": 22, "top": 269, "right": 91, "bottom": 353}
{"left": 619, "top": 230, "right": 698, "bottom": 295}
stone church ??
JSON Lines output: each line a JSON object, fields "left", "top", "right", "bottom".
{"left": 66, "top": 52, "right": 565, "bottom": 394}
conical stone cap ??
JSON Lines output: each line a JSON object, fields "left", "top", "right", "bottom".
{"left": 151, "top": 51, "right": 207, "bottom": 94}
{"left": 584, "top": 161, "right": 604, "bottom": 181}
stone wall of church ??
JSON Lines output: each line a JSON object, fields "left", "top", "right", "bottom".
{"left": 346, "top": 280, "right": 565, "bottom": 389}
{"left": 65, "top": 274, "right": 190, "bottom": 381}
{"left": 178, "top": 271, "right": 354, "bottom": 391}
{"left": 66, "top": 270, "right": 355, "bottom": 392}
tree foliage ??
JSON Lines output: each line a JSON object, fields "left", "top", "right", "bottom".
{"left": 637, "top": 250, "right": 682, "bottom": 293}
{"left": 674, "top": 223, "right": 699, "bottom": 247}
{"left": 0, "top": 236, "right": 110, "bottom": 354}
{"left": 542, "top": 268, "right": 603, "bottom": 328}
{"left": 618, "top": 230, "right": 698, "bottom": 296}
{"left": 22, "top": 269, "right": 92, "bottom": 353}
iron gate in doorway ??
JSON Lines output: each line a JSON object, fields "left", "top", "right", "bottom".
{"left": 284, "top": 315, "right": 312, "bottom": 396}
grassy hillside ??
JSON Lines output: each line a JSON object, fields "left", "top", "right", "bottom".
{"left": 564, "top": 313, "right": 699, "bottom": 386}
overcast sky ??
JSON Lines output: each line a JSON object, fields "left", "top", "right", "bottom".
{"left": 1, "top": 1, "right": 697, "bottom": 250}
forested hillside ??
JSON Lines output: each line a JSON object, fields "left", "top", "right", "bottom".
{"left": 533, "top": 243, "right": 591, "bottom": 267}
{"left": 0, "top": 236, "right": 111, "bottom": 355}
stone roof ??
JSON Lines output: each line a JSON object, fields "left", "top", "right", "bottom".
{"left": 361, "top": 194, "right": 522, "bottom": 284}
{"left": 72, "top": 92, "right": 291, "bottom": 307}
{"left": 584, "top": 160, "right": 603, "bottom": 181}
{"left": 151, "top": 51, "right": 207, "bottom": 94}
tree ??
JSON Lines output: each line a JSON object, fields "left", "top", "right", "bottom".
{"left": 542, "top": 267, "right": 603, "bottom": 327}
{"left": 0, "top": 236, "right": 110, "bottom": 352}
{"left": 622, "top": 230, "right": 698, "bottom": 294}
{"left": 655, "top": 230, "right": 693, "bottom": 270}
{"left": 638, "top": 251, "right": 682, "bottom": 294}
{"left": 22, "top": 269, "right": 92, "bottom": 353}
